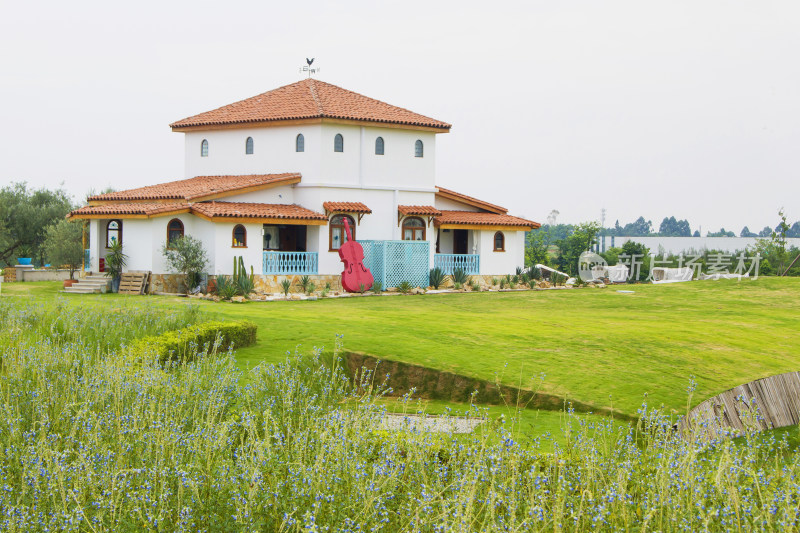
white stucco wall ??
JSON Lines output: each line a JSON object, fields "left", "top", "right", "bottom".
{"left": 184, "top": 126, "right": 321, "bottom": 180}
{"left": 434, "top": 197, "right": 481, "bottom": 212}
{"left": 477, "top": 229, "right": 525, "bottom": 276}
{"left": 182, "top": 123, "right": 437, "bottom": 191}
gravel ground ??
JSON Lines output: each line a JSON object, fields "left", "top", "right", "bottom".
{"left": 379, "top": 413, "right": 484, "bottom": 433}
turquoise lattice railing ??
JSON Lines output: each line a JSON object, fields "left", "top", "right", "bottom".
{"left": 84, "top": 249, "right": 91, "bottom": 272}
{"left": 263, "top": 251, "right": 318, "bottom": 275}
{"left": 434, "top": 254, "right": 480, "bottom": 275}
{"left": 359, "top": 240, "right": 430, "bottom": 289}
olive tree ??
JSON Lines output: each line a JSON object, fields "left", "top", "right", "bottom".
{"left": 161, "top": 235, "right": 209, "bottom": 293}
{"left": 42, "top": 219, "right": 84, "bottom": 279}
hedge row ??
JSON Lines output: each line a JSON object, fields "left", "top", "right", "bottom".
{"left": 131, "top": 320, "right": 257, "bottom": 362}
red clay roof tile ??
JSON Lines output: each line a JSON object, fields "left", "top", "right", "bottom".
{"left": 435, "top": 210, "right": 540, "bottom": 229}
{"left": 87, "top": 173, "right": 301, "bottom": 203}
{"left": 170, "top": 79, "right": 451, "bottom": 131}
{"left": 191, "top": 202, "right": 326, "bottom": 220}
{"left": 68, "top": 203, "right": 189, "bottom": 218}
{"left": 435, "top": 186, "right": 507, "bottom": 214}
{"left": 398, "top": 205, "right": 443, "bottom": 217}
{"left": 322, "top": 201, "right": 372, "bottom": 214}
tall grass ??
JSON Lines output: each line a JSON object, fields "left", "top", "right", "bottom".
{"left": 0, "top": 297, "right": 200, "bottom": 353}
{"left": 1, "top": 300, "right": 799, "bottom": 530}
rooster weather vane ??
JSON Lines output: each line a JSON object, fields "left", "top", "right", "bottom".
{"left": 300, "top": 58, "right": 320, "bottom": 78}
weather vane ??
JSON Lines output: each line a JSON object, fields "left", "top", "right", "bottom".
{"left": 300, "top": 58, "right": 320, "bottom": 78}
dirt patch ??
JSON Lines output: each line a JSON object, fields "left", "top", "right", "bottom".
{"left": 342, "top": 351, "right": 634, "bottom": 421}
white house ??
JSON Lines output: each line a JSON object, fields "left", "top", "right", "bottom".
{"left": 69, "top": 78, "right": 539, "bottom": 292}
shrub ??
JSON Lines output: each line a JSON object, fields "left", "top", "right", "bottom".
{"left": 280, "top": 279, "right": 292, "bottom": 297}
{"left": 429, "top": 267, "right": 445, "bottom": 289}
{"left": 371, "top": 281, "right": 383, "bottom": 293}
{"left": 452, "top": 267, "right": 468, "bottom": 285}
{"left": 161, "top": 236, "right": 208, "bottom": 293}
{"left": 214, "top": 275, "right": 238, "bottom": 300}
{"left": 131, "top": 320, "right": 257, "bottom": 363}
{"left": 299, "top": 275, "right": 312, "bottom": 294}
{"left": 470, "top": 280, "right": 480, "bottom": 292}
{"left": 453, "top": 282, "right": 463, "bottom": 290}
{"left": 236, "top": 274, "right": 255, "bottom": 296}
{"left": 491, "top": 277, "right": 499, "bottom": 286}
{"left": 306, "top": 281, "right": 316, "bottom": 295}
{"left": 397, "top": 281, "right": 413, "bottom": 294}
{"left": 528, "top": 266, "right": 542, "bottom": 280}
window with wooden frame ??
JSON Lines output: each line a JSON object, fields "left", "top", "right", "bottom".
{"left": 334, "top": 133, "right": 344, "bottom": 152}
{"left": 414, "top": 139, "right": 423, "bottom": 158}
{"left": 167, "top": 219, "right": 184, "bottom": 248}
{"left": 375, "top": 137, "right": 384, "bottom": 155}
{"left": 245, "top": 137, "right": 254, "bottom": 155}
{"left": 232, "top": 224, "right": 247, "bottom": 248}
{"left": 201, "top": 139, "right": 208, "bottom": 157}
{"left": 296, "top": 133, "right": 304, "bottom": 152}
{"left": 329, "top": 214, "right": 355, "bottom": 251}
{"left": 402, "top": 217, "right": 425, "bottom": 241}
{"left": 106, "top": 220, "right": 122, "bottom": 248}
{"left": 493, "top": 231, "right": 505, "bottom": 252}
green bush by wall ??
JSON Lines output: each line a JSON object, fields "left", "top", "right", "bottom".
{"left": 131, "top": 320, "right": 257, "bottom": 362}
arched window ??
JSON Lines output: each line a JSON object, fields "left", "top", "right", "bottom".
{"left": 245, "top": 137, "right": 254, "bottom": 155}
{"left": 232, "top": 224, "right": 247, "bottom": 248}
{"left": 494, "top": 231, "right": 505, "bottom": 252}
{"left": 201, "top": 139, "right": 209, "bottom": 157}
{"left": 334, "top": 133, "right": 344, "bottom": 152}
{"left": 375, "top": 137, "right": 384, "bottom": 155}
{"left": 106, "top": 220, "right": 122, "bottom": 248}
{"left": 167, "top": 219, "right": 184, "bottom": 247}
{"left": 402, "top": 217, "right": 425, "bottom": 241}
{"left": 296, "top": 133, "right": 305, "bottom": 152}
{"left": 414, "top": 139, "right": 423, "bottom": 158}
{"left": 329, "top": 214, "right": 355, "bottom": 251}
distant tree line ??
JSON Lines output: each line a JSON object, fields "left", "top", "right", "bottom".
{"left": 525, "top": 209, "right": 800, "bottom": 278}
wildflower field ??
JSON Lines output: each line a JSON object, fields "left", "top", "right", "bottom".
{"left": 1, "top": 290, "right": 800, "bottom": 530}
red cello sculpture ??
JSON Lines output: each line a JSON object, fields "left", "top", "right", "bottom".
{"left": 338, "top": 218, "right": 374, "bottom": 292}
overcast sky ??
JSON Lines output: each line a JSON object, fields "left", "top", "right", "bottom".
{"left": 1, "top": 0, "right": 798, "bottom": 234}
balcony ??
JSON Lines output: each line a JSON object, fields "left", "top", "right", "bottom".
{"left": 263, "top": 251, "right": 318, "bottom": 275}
{"left": 434, "top": 254, "right": 480, "bottom": 275}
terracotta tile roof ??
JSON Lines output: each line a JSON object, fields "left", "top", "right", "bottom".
{"left": 398, "top": 205, "right": 443, "bottom": 216}
{"left": 435, "top": 186, "right": 507, "bottom": 214}
{"left": 322, "top": 201, "right": 372, "bottom": 214}
{"left": 191, "top": 202, "right": 326, "bottom": 221}
{"left": 170, "top": 79, "right": 451, "bottom": 131}
{"left": 68, "top": 203, "right": 188, "bottom": 219}
{"left": 87, "top": 173, "right": 301, "bottom": 203}
{"left": 435, "top": 210, "right": 540, "bottom": 229}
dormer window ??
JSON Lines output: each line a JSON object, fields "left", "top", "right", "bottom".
{"left": 296, "top": 134, "right": 304, "bottom": 152}
{"left": 245, "top": 137, "right": 254, "bottom": 155}
{"left": 201, "top": 139, "right": 209, "bottom": 157}
{"left": 334, "top": 134, "right": 344, "bottom": 153}
{"left": 414, "top": 140, "right": 423, "bottom": 158}
{"left": 375, "top": 137, "right": 384, "bottom": 155}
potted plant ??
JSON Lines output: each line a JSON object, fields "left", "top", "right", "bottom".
{"left": 104, "top": 241, "right": 127, "bottom": 293}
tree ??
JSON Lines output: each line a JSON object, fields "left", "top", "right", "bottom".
{"left": 0, "top": 182, "right": 74, "bottom": 266}
{"left": 658, "top": 216, "right": 691, "bottom": 236}
{"left": 553, "top": 221, "right": 601, "bottom": 276}
{"left": 758, "top": 226, "right": 772, "bottom": 238}
{"left": 693, "top": 230, "right": 700, "bottom": 237}
{"left": 524, "top": 230, "right": 549, "bottom": 267}
{"left": 161, "top": 235, "right": 209, "bottom": 293}
{"left": 740, "top": 226, "right": 757, "bottom": 237}
{"left": 707, "top": 228, "right": 735, "bottom": 237}
{"left": 42, "top": 219, "right": 84, "bottom": 279}
{"left": 619, "top": 240, "right": 650, "bottom": 281}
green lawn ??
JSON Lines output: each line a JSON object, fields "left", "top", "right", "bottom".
{"left": 4, "top": 278, "right": 799, "bottom": 418}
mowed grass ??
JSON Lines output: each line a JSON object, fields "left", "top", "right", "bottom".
{"left": 4, "top": 278, "right": 799, "bottom": 418}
